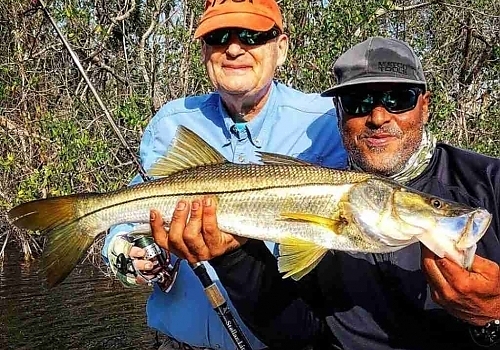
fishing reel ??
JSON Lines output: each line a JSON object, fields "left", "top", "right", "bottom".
{"left": 116, "top": 235, "right": 181, "bottom": 292}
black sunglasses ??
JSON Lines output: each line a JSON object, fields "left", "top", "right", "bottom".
{"left": 337, "top": 87, "right": 424, "bottom": 116}
{"left": 202, "top": 27, "right": 281, "bottom": 46}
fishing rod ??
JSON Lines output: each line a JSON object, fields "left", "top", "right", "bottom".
{"left": 32, "top": 1, "right": 252, "bottom": 349}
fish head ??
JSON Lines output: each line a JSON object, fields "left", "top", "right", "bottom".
{"left": 392, "top": 188, "right": 492, "bottom": 268}
{"left": 346, "top": 179, "right": 424, "bottom": 246}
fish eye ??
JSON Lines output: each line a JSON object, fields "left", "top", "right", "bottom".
{"left": 431, "top": 198, "right": 443, "bottom": 209}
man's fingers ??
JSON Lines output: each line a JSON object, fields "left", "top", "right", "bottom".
{"left": 151, "top": 209, "right": 169, "bottom": 251}
{"left": 201, "top": 196, "right": 221, "bottom": 248}
{"left": 468, "top": 254, "right": 500, "bottom": 277}
{"left": 201, "top": 196, "right": 245, "bottom": 254}
{"left": 133, "top": 258, "right": 154, "bottom": 272}
{"left": 135, "top": 274, "right": 156, "bottom": 285}
{"left": 135, "top": 275, "right": 149, "bottom": 285}
{"left": 184, "top": 198, "right": 220, "bottom": 262}
{"left": 421, "top": 245, "right": 450, "bottom": 293}
{"left": 129, "top": 246, "right": 146, "bottom": 259}
{"left": 183, "top": 199, "right": 204, "bottom": 242}
{"left": 182, "top": 199, "right": 209, "bottom": 262}
{"left": 168, "top": 200, "right": 191, "bottom": 258}
{"left": 434, "top": 254, "right": 465, "bottom": 285}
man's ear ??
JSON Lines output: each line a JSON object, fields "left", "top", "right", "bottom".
{"left": 421, "top": 90, "right": 431, "bottom": 124}
{"left": 276, "top": 34, "right": 289, "bottom": 67}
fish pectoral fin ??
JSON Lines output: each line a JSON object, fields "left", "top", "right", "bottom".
{"left": 148, "top": 125, "right": 227, "bottom": 177}
{"left": 280, "top": 212, "right": 344, "bottom": 233}
{"left": 256, "top": 152, "right": 314, "bottom": 166}
{"left": 278, "top": 237, "right": 329, "bottom": 281}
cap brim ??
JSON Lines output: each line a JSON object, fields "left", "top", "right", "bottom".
{"left": 321, "top": 77, "right": 426, "bottom": 97}
{"left": 194, "top": 13, "right": 275, "bottom": 38}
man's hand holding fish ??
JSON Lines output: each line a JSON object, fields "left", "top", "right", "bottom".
{"left": 422, "top": 246, "right": 500, "bottom": 326}
{"left": 151, "top": 199, "right": 246, "bottom": 265}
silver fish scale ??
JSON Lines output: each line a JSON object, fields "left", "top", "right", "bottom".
{"left": 214, "top": 185, "right": 393, "bottom": 252}
{"left": 85, "top": 177, "right": 387, "bottom": 253}
{"left": 75, "top": 164, "right": 378, "bottom": 250}
{"left": 135, "top": 163, "right": 370, "bottom": 194}
{"left": 80, "top": 164, "right": 372, "bottom": 218}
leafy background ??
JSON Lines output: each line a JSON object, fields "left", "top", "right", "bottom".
{"left": 0, "top": 0, "right": 499, "bottom": 259}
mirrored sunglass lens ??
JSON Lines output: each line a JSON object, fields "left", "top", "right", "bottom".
{"left": 204, "top": 29, "right": 230, "bottom": 45}
{"left": 341, "top": 93, "right": 374, "bottom": 115}
{"left": 239, "top": 28, "right": 279, "bottom": 45}
{"left": 239, "top": 30, "right": 260, "bottom": 45}
{"left": 383, "top": 89, "right": 418, "bottom": 111}
{"left": 243, "top": 31, "right": 267, "bottom": 45}
{"left": 204, "top": 28, "right": 279, "bottom": 46}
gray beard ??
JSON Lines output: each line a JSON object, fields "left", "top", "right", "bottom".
{"left": 347, "top": 128, "right": 436, "bottom": 184}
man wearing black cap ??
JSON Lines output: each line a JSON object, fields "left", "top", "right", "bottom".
{"left": 156, "top": 37, "right": 500, "bottom": 349}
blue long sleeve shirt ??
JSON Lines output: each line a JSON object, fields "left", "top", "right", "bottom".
{"left": 102, "top": 81, "right": 347, "bottom": 349}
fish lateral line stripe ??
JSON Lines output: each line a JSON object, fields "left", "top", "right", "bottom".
{"left": 51, "top": 182, "right": 336, "bottom": 232}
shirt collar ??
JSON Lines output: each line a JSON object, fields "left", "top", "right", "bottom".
{"left": 218, "top": 81, "right": 279, "bottom": 148}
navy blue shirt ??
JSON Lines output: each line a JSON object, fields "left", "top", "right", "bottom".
{"left": 212, "top": 143, "right": 500, "bottom": 350}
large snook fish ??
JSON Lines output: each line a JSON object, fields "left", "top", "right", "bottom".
{"left": 8, "top": 126, "right": 492, "bottom": 287}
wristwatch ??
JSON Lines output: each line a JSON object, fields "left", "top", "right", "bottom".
{"left": 469, "top": 319, "right": 500, "bottom": 347}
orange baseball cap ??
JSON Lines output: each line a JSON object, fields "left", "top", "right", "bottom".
{"left": 194, "top": 0, "right": 283, "bottom": 39}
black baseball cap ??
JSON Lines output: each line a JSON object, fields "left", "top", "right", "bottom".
{"left": 322, "top": 37, "right": 427, "bottom": 96}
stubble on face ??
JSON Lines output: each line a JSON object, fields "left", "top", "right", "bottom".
{"left": 342, "top": 110, "right": 426, "bottom": 176}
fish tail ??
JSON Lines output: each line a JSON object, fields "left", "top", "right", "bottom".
{"left": 8, "top": 195, "right": 99, "bottom": 287}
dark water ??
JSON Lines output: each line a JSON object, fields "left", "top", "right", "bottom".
{"left": 0, "top": 243, "right": 161, "bottom": 350}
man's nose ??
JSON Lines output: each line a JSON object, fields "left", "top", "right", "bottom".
{"left": 367, "top": 105, "right": 392, "bottom": 127}
{"left": 225, "top": 34, "right": 245, "bottom": 57}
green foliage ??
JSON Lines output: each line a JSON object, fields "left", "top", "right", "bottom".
{"left": 4, "top": 112, "right": 117, "bottom": 203}
{"left": 116, "top": 97, "right": 150, "bottom": 130}
{"left": 0, "top": 0, "right": 499, "bottom": 257}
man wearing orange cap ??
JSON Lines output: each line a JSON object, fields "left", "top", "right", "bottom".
{"left": 101, "top": 0, "right": 346, "bottom": 349}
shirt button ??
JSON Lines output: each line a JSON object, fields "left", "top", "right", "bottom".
{"left": 254, "top": 139, "right": 261, "bottom": 146}
{"left": 238, "top": 154, "right": 245, "bottom": 163}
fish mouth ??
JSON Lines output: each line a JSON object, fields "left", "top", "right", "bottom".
{"left": 456, "top": 208, "right": 492, "bottom": 250}
{"left": 436, "top": 208, "right": 491, "bottom": 248}
{"left": 423, "top": 208, "right": 492, "bottom": 270}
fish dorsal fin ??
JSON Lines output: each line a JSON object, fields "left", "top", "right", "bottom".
{"left": 149, "top": 126, "right": 227, "bottom": 177}
{"left": 256, "top": 152, "right": 314, "bottom": 166}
